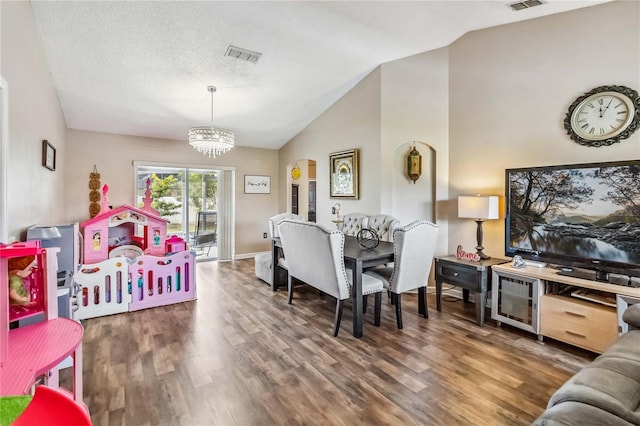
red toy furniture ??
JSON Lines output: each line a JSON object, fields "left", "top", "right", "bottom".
{"left": 12, "top": 385, "right": 91, "bottom": 426}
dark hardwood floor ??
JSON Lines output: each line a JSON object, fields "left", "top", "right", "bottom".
{"left": 63, "top": 259, "right": 596, "bottom": 425}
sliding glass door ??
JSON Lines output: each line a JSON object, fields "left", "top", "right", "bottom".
{"left": 134, "top": 164, "right": 233, "bottom": 260}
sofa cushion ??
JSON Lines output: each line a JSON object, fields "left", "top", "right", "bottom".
{"left": 541, "top": 330, "right": 640, "bottom": 425}
{"left": 623, "top": 304, "right": 640, "bottom": 330}
{"left": 547, "top": 357, "right": 640, "bottom": 424}
{"left": 533, "top": 401, "right": 634, "bottom": 426}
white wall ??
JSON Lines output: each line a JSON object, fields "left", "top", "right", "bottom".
{"left": 1, "top": 1, "right": 67, "bottom": 241}
{"left": 66, "top": 129, "right": 280, "bottom": 255}
{"left": 380, "top": 48, "right": 450, "bottom": 256}
{"left": 280, "top": 68, "right": 383, "bottom": 230}
{"left": 449, "top": 1, "right": 640, "bottom": 259}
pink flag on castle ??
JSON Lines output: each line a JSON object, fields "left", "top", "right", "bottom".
{"left": 100, "top": 184, "right": 110, "bottom": 214}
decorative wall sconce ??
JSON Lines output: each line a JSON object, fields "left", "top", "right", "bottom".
{"left": 406, "top": 143, "right": 422, "bottom": 183}
{"left": 291, "top": 163, "right": 301, "bottom": 180}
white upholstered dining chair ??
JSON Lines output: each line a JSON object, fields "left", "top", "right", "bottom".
{"left": 278, "top": 219, "right": 385, "bottom": 336}
{"left": 254, "top": 213, "right": 303, "bottom": 286}
{"left": 364, "top": 220, "right": 439, "bottom": 329}
{"left": 340, "top": 213, "right": 367, "bottom": 236}
{"left": 366, "top": 214, "right": 399, "bottom": 242}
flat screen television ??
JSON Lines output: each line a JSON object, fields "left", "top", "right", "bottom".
{"left": 505, "top": 160, "right": 640, "bottom": 279}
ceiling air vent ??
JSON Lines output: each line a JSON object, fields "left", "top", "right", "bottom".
{"left": 225, "top": 45, "right": 262, "bottom": 64}
{"left": 508, "top": 0, "right": 544, "bottom": 11}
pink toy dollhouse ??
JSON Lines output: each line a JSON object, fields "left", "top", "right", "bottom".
{"left": 74, "top": 182, "right": 195, "bottom": 320}
{"left": 80, "top": 183, "right": 168, "bottom": 264}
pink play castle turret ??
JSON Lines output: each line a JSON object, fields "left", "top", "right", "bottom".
{"left": 141, "top": 178, "right": 159, "bottom": 216}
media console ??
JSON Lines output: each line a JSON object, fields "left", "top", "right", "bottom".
{"left": 491, "top": 263, "right": 640, "bottom": 353}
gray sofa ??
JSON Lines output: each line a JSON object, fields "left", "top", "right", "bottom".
{"left": 533, "top": 304, "right": 640, "bottom": 425}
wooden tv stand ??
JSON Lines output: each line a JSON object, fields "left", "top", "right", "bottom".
{"left": 491, "top": 263, "right": 640, "bottom": 353}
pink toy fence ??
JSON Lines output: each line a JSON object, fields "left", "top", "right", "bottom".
{"left": 128, "top": 251, "right": 195, "bottom": 312}
{"left": 74, "top": 257, "right": 131, "bottom": 320}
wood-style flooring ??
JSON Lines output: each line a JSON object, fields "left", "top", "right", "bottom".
{"left": 62, "top": 259, "right": 596, "bottom": 425}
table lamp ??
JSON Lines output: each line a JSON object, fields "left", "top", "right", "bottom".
{"left": 458, "top": 195, "right": 499, "bottom": 259}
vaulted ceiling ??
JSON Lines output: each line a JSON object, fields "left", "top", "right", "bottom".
{"left": 30, "top": 1, "right": 608, "bottom": 149}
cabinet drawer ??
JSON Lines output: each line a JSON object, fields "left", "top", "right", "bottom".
{"left": 540, "top": 294, "right": 617, "bottom": 353}
{"left": 437, "top": 264, "right": 478, "bottom": 289}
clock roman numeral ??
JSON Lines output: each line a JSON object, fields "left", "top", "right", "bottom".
{"left": 581, "top": 123, "right": 589, "bottom": 130}
{"left": 617, "top": 110, "right": 626, "bottom": 115}
{"left": 589, "top": 127, "right": 595, "bottom": 134}
{"left": 598, "top": 98, "right": 604, "bottom": 105}
{"left": 599, "top": 128, "right": 605, "bottom": 135}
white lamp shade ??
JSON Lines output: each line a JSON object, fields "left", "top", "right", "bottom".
{"left": 458, "top": 195, "right": 500, "bottom": 220}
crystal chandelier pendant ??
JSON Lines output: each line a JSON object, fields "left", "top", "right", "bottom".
{"left": 188, "top": 86, "right": 235, "bottom": 158}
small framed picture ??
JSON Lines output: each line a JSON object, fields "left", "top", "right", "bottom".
{"left": 244, "top": 175, "right": 271, "bottom": 194}
{"left": 42, "top": 140, "right": 56, "bottom": 171}
{"left": 329, "top": 149, "right": 359, "bottom": 199}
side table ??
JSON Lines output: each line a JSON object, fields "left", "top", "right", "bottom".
{"left": 435, "top": 255, "right": 508, "bottom": 326}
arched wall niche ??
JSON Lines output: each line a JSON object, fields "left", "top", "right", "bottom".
{"left": 390, "top": 141, "right": 436, "bottom": 225}
{"left": 286, "top": 158, "right": 317, "bottom": 221}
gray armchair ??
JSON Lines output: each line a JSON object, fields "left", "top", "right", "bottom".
{"left": 254, "top": 213, "right": 303, "bottom": 286}
{"left": 364, "top": 220, "right": 439, "bottom": 329}
{"left": 278, "top": 219, "right": 385, "bottom": 336}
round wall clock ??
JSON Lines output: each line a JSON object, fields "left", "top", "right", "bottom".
{"left": 564, "top": 85, "right": 640, "bottom": 147}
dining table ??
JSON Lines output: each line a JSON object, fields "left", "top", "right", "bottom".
{"left": 272, "top": 235, "right": 395, "bottom": 338}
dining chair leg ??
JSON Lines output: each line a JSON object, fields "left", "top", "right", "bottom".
{"left": 363, "top": 294, "right": 368, "bottom": 314}
{"left": 388, "top": 289, "right": 394, "bottom": 304}
{"left": 418, "top": 286, "right": 428, "bottom": 318}
{"left": 395, "top": 293, "right": 403, "bottom": 329}
{"left": 333, "top": 298, "right": 344, "bottom": 337}
{"left": 287, "top": 275, "right": 294, "bottom": 304}
{"left": 374, "top": 292, "right": 382, "bottom": 326}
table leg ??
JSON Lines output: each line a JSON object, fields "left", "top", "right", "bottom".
{"left": 463, "top": 288, "right": 470, "bottom": 303}
{"left": 271, "top": 240, "right": 278, "bottom": 291}
{"left": 73, "top": 342, "right": 83, "bottom": 402}
{"left": 436, "top": 280, "right": 442, "bottom": 312}
{"left": 475, "top": 291, "right": 486, "bottom": 326}
{"left": 352, "top": 261, "right": 363, "bottom": 338}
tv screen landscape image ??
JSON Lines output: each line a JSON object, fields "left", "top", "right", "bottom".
{"left": 505, "top": 160, "right": 640, "bottom": 273}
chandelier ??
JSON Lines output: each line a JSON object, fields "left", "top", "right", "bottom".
{"left": 188, "top": 86, "right": 235, "bottom": 158}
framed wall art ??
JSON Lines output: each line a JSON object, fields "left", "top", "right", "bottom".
{"left": 244, "top": 175, "right": 271, "bottom": 194}
{"left": 329, "top": 149, "right": 359, "bottom": 199}
{"left": 42, "top": 140, "right": 56, "bottom": 171}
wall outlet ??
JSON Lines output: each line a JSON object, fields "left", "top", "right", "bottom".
{"left": 263, "top": 232, "right": 268, "bottom": 239}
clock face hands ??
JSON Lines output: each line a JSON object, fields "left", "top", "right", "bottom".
{"left": 575, "top": 95, "right": 629, "bottom": 138}
{"left": 565, "top": 86, "right": 638, "bottom": 146}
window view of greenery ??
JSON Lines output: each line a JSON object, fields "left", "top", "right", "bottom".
{"left": 136, "top": 167, "right": 218, "bottom": 242}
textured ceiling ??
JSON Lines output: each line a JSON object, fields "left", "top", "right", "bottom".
{"left": 30, "top": 1, "right": 608, "bottom": 150}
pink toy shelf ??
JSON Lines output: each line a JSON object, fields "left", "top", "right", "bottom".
{"left": 1, "top": 242, "right": 84, "bottom": 405}
{"left": 4, "top": 241, "right": 46, "bottom": 325}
